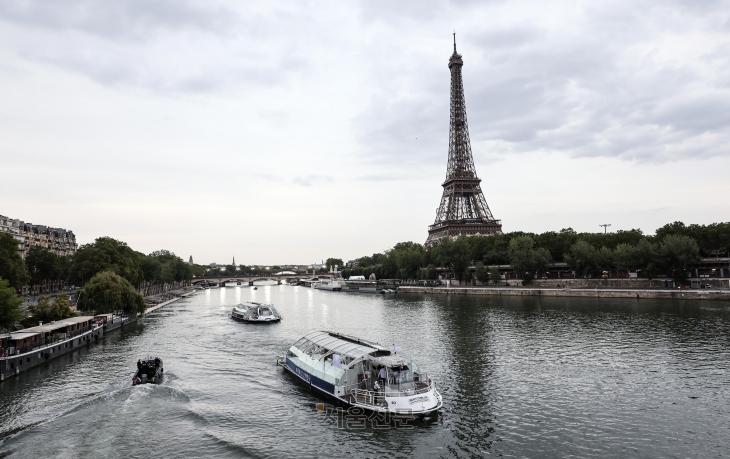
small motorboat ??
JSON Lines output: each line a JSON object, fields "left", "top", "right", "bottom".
{"left": 133, "top": 357, "right": 163, "bottom": 385}
{"left": 230, "top": 302, "right": 281, "bottom": 323}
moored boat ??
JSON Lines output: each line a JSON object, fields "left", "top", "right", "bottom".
{"left": 341, "top": 280, "right": 398, "bottom": 294}
{"left": 313, "top": 279, "right": 343, "bottom": 291}
{"left": 230, "top": 302, "right": 281, "bottom": 323}
{"left": 277, "top": 331, "right": 442, "bottom": 416}
{"left": 133, "top": 356, "right": 163, "bottom": 385}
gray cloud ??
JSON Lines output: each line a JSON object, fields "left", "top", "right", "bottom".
{"left": 0, "top": 1, "right": 314, "bottom": 94}
{"left": 353, "top": 1, "right": 730, "bottom": 164}
{"left": 0, "top": 0, "right": 236, "bottom": 40}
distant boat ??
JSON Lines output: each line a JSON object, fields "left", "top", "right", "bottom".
{"left": 341, "top": 280, "right": 398, "bottom": 294}
{"left": 313, "top": 279, "right": 343, "bottom": 291}
{"left": 230, "top": 303, "right": 281, "bottom": 323}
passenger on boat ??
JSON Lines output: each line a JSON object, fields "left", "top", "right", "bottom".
{"left": 378, "top": 366, "right": 387, "bottom": 386}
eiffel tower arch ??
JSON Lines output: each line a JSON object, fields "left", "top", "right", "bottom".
{"left": 425, "top": 36, "right": 502, "bottom": 246}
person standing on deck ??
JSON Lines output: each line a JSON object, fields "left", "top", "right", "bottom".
{"left": 378, "top": 366, "right": 387, "bottom": 386}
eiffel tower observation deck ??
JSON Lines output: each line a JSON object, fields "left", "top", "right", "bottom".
{"left": 425, "top": 36, "right": 503, "bottom": 246}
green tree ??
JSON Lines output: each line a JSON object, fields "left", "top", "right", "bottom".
{"left": 564, "top": 240, "right": 600, "bottom": 278}
{"left": 474, "top": 262, "right": 488, "bottom": 283}
{"left": 0, "top": 232, "right": 30, "bottom": 290}
{"left": 390, "top": 243, "right": 425, "bottom": 279}
{"left": 633, "top": 238, "right": 659, "bottom": 280}
{"left": 68, "top": 237, "right": 143, "bottom": 286}
{"left": 614, "top": 243, "right": 635, "bottom": 274}
{"left": 461, "top": 267, "right": 472, "bottom": 283}
{"left": 418, "top": 264, "right": 436, "bottom": 280}
{"left": 596, "top": 246, "right": 614, "bottom": 274}
{"left": 659, "top": 234, "right": 701, "bottom": 283}
{"left": 433, "top": 236, "right": 472, "bottom": 280}
{"left": 25, "top": 246, "right": 62, "bottom": 291}
{"left": 0, "top": 277, "right": 24, "bottom": 331}
{"left": 77, "top": 271, "right": 146, "bottom": 315}
{"left": 140, "top": 256, "right": 161, "bottom": 282}
{"left": 534, "top": 228, "right": 578, "bottom": 262}
{"left": 23, "top": 293, "right": 76, "bottom": 326}
{"left": 489, "top": 266, "right": 502, "bottom": 285}
{"left": 325, "top": 258, "right": 344, "bottom": 271}
{"left": 509, "top": 236, "right": 552, "bottom": 283}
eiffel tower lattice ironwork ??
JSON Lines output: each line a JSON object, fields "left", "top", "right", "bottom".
{"left": 425, "top": 36, "right": 502, "bottom": 246}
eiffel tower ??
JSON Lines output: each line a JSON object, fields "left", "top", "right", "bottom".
{"left": 425, "top": 35, "right": 502, "bottom": 246}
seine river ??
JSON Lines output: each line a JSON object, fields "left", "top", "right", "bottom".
{"left": 1, "top": 286, "right": 729, "bottom": 458}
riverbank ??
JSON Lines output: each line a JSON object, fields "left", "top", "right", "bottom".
{"left": 1, "top": 290, "right": 195, "bottom": 381}
{"left": 145, "top": 289, "right": 196, "bottom": 313}
{"left": 399, "top": 285, "right": 730, "bottom": 301}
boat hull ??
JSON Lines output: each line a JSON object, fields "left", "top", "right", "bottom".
{"left": 231, "top": 314, "right": 281, "bottom": 324}
{"left": 313, "top": 286, "right": 342, "bottom": 291}
{"left": 278, "top": 358, "right": 442, "bottom": 416}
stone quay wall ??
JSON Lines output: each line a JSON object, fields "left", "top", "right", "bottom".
{"left": 399, "top": 286, "right": 730, "bottom": 301}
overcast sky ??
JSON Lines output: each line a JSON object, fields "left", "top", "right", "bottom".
{"left": 2, "top": 0, "right": 729, "bottom": 265}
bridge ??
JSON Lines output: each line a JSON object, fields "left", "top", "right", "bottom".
{"left": 191, "top": 274, "right": 335, "bottom": 285}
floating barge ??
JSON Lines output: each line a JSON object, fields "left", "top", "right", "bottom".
{"left": 0, "top": 316, "right": 104, "bottom": 381}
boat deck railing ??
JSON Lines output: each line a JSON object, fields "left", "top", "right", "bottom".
{"left": 349, "top": 388, "right": 387, "bottom": 408}
{"left": 2, "top": 324, "right": 100, "bottom": 357}
{"left": 345, "top": 378, "right": 434, "bottom": 403}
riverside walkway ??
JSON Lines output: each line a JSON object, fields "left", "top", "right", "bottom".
{"left": 145, "top": 290, "right": 196, "bottom": 313}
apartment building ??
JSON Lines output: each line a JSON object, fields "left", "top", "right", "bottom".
{"left": 0, "top": 214, "right": 77, "bottom": 259}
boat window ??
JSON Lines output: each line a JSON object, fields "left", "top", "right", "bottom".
{"left": 292, "top": 337, "right": 307, "bottom": 348}
{"left": 296, "top": 339, "right": 315, "bottom": 353}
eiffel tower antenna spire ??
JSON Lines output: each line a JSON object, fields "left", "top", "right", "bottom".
{"left": 425, "top": 36, "right": 502, "bottom": 246}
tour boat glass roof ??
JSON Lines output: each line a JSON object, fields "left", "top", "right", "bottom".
{"left": 293, "top": 330, "right": 383, "bottom": 360}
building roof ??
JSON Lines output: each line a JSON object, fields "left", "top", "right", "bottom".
{"left": 19, "top": 316, "right": 94, "bottom": 333}
{"left": 9, "top": 332, "right": 40, "bottom": 340}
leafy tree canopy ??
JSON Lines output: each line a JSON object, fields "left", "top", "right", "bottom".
{"left": 23, "top": 293, "right": 76, "bottom": 327}
{"left": 77, "top": 271, "right": 146, "bottom": 315}
{"left": 68, "top": 237, "right": 144, "bottom": 286}
{"left": 0, "top": 232, "right": 30, "bottom": 289}
{"left": 0, "top": 277, "right": 24, "bottom": 331}
{"left": 25, "top": 246, "right": 63, "bottom": 286}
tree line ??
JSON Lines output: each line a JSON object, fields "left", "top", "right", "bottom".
{"left": 0, "top": 234, "right": 196, "bottom": 330}
{"left": 0, "top": 234, "right": 195, "bottom": 293}
{"left": 341, "top": 221, "right": 730, "bottom": 284}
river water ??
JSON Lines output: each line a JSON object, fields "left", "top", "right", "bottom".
{"left": 1, "top": 286, "right": 729, "bottom": 458}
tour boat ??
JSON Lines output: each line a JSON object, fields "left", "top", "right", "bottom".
{"left": 341, "top": 280, "right": 398, "bottom": 294}
{"left": 133, "top": 357, "right": 163, "bottom": 385}
{"left": 230, "top": 303, "right": 281, "bottom": 323}
{"left": 313, "top": 279, "right": 343, "bottom": 291}
{"left": 277, "top": 331, "right": 442, "bottom": 416}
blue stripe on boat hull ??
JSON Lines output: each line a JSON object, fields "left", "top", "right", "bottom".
{"left": 286, "top": 358, "right": 335, "bottom": 394}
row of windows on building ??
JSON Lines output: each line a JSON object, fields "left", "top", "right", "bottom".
{"left": 0, "top": 214, "right": 77, "bottom": 259}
